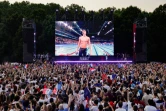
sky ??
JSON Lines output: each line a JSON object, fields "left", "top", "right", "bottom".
{"left": 5, "top": 0, "right": 166, "bottom": 12}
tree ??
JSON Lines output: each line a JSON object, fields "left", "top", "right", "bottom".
{"left": 0, "top": 1, "right": 165, "bottom": 62}
{"left": 148, "top": 4, "right": 166, "bottom": 62}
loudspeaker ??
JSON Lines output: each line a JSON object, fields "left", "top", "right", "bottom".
{"left": 23, "top": 28, "right": 34, "bottom": 62}
{"left": 135, "top": 28, "right": 147, "bottom": 62}
{"left": 136, "top": 28, "right": 143, "bottom": 52}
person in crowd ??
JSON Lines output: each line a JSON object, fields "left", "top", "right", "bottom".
{"left": 0, "top": 62, "right": 166, "bottom": 111}
{"left": 115, "top": 101, "right": 126, "bottom": 111}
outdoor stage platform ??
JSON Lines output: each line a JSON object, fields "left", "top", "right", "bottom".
{"left": 55, "top": 60, "right": 132, "bottom": 63}
{"left": 53, "top": 56, "right": 132, "bottom": 63}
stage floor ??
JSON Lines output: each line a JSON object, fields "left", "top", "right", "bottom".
{"left": 55, "top": 60, "right": 132, "bottom": 63}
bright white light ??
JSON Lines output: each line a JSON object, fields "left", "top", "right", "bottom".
{"left": 68, "top": 26, "right": 73, "bottom": 30}
{"left": 73, "top": 21, "right": 76, "bottom": 24}
{"left": 108, "top": 21, "right": 111, "bottom": 24}
{"left": 64, "top": 23, "right": 68, "bottom": 27}
{"left": 105, "top": 25, "right": 107, "bottom": 28}
{"left": 58, "top": 21, "right": 63, "bottom": 24}
{"left": 105, "top": 28, "right": 114, "bottom": 35}
{"left": 98, "top": 32, "right": 100, "bottom": 35}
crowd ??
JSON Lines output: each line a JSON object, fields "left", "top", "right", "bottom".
{"left": 0, "top": 62, "right": 166, "bottom": 111}
{"left": 55, "top": 37, "right": 77, "bottom": 44}
{"left": 55, "top": 37, "right": 114, "bottom": 45}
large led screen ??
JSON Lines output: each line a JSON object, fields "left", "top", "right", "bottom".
{"left": 55, "top": 21, "right": 114, "bottom": 56}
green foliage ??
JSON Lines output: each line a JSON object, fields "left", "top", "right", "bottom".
{"left": 0, "top": 1, "right": 165, "bottom": 62}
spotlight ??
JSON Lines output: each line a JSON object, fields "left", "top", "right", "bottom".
{"left": 68, "top": 26, "right": 72, "bottom": 30}
{"left": 58, "top": 21, "right": 63, "bottom": 24}
{"left": 105, "top": 28, "right": 114, "bottom": 35}
{"left": 64, "top": 23, "right": 68, "bottom": 27}
{"left": 97, "top": 32, "right": 100, "bottom": 35}
{"left": 107, "top": 21, "right": 111, "bottom": 24}
{"left": 56, "top": 9, "right": 59, "bottom": 12}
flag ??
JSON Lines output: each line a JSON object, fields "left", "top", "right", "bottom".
{"left": 53, "top": 88, "right": 57, "bottom": 94}
{"left": 102, "top": 73, "right": 107, "bottom": 80}
{"left": 110, "top": 69, "right": 113, "bottom": 72}
{"left": 90, "top": 68, "right": 96, "bottom": 72}
{"left": 109, "top": 101, "right": 114, "bottom": 107}
{"left": 46, "top": 89, "right": 52, "bottom": 96}
{"left": 14, "top": 65, "right": 18, "bottom": 69}
{"left": 118, "top": 64, "right": 122, "bottom": 68}
{"left": 84, "top": 87, "right": 91, "bottom": 99}
{"left": 122, "top": 64, "right": 127, "bottom": 69}
{"left": 112, "top": 74, "right": 117, "bottom": 80}
{"left": 90, "top": 63, "right": 96, "bottom": 67}
{"left": 24, "top": 64, "right": 28, "bottom": 69}
{"left": 44, "top": 85, "right": 47, "bottom": 88}
{"left": 43, "top": 88, "right": 47, "bottom": 94}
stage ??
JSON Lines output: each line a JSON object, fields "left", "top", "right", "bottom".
{"left": 55, "top": 60, "right": 132, "bottom": 63}
{"left": 53, "top": 55, "right": 132, "bottom": 63}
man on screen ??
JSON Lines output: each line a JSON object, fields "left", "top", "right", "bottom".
{"left": 76, "top": 29, "right": 92, "bottom": 56}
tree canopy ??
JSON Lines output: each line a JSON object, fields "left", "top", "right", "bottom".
{"left": 0, "top": 1, "right": 166, "bottom": 62}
